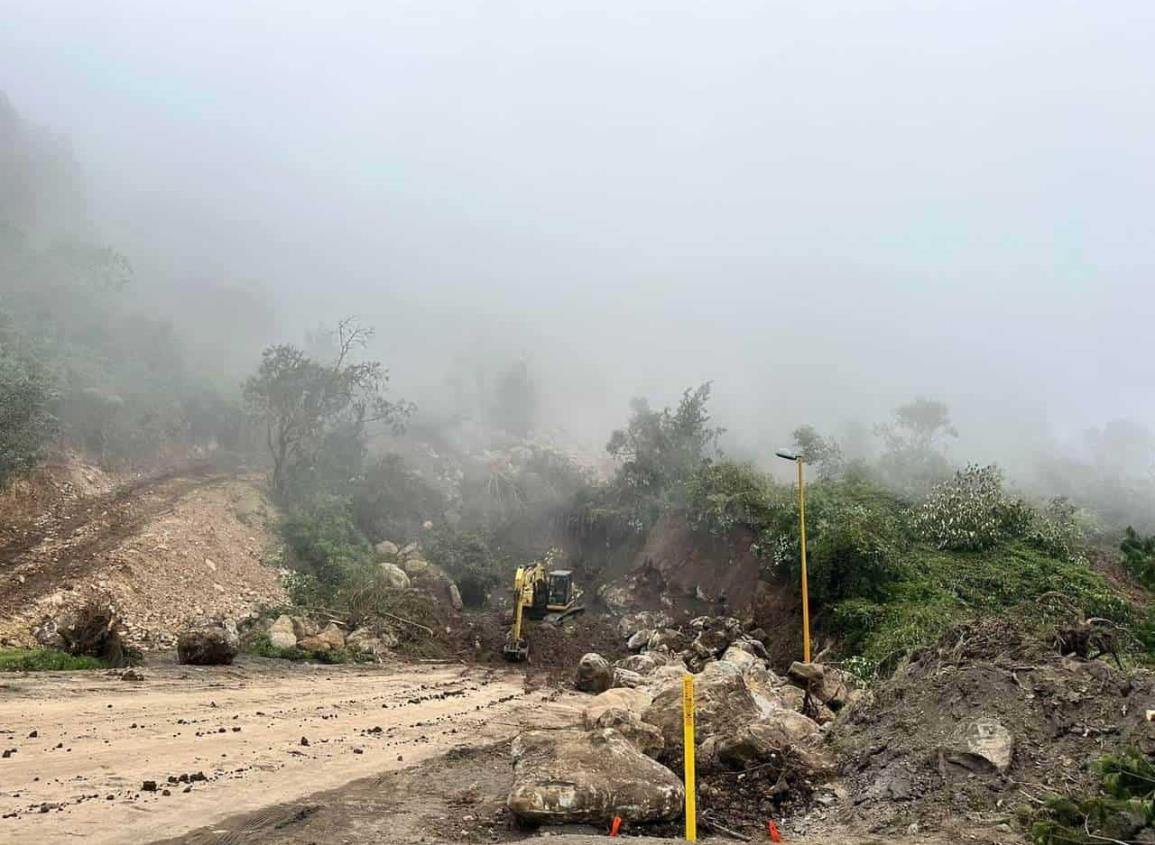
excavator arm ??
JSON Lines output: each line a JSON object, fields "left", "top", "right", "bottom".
{"left": 503, "top": 566, "right": 534, "bottom": 661}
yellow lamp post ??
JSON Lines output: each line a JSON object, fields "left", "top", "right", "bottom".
{"left": 776, "top": 450, "right": 811, "bottom": 663}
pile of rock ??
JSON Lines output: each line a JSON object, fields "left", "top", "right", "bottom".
{"left": 374, "top": 540, "right": 463, "bottom": 612}
{"left": 507, "top": 613, "right": 862, "bottom": 830}
{"left": 264, "top": 613, "right": 399, "bottom": 658}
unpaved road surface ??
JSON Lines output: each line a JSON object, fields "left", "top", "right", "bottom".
{"left": 0, "top": 657, "right": 581, "bottom": 845}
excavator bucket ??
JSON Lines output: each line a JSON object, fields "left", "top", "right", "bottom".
{"left": 503, "top": 633, "right": 529, "bottom": 662}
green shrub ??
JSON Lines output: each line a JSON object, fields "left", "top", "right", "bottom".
{"left": 912, "top": 464, "right": 1032, "bottom": 551}
{"left": 1121, "top": 527, "right": 1155, "bottom": 588}
{"left": 425, "top": 528, "right": 506, "bottom": 608}
{"left": 281, "top": 501, "right": 376, "bottom": 589}
{"left": 282, "top": 570, "right": 325, "bottom": 607}
{"left": 0, "top": 648, "right": 107, "bottom": 671}
{"left": 1026, "top": 497, "right": 1086, "bottom": 559}
{"left": 1032, "top": 749, "right": 1155, "bottom": 844}
{"left": 351, "top": 453, "right": 447, "bottom": 546}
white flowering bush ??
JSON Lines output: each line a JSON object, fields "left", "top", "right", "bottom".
{"left": 913, "top": 464, "right": 1032, "bottom": 551}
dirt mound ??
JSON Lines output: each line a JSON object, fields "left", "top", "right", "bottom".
{"left": 831, "top": 619, "right": 1155, "bottom": 834}
{"left": 0, "top": 461, "right": 286, "bottom": 651}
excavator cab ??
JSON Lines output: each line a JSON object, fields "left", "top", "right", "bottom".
{"left": 545, "top": 570, "right": 575, "bottom": 610}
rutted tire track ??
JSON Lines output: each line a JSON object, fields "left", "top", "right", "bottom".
{"left": 0, "top": 659, "right": 582, "bottom": 845}
{"left": 0, "top": 463, "right": 223, "bottom": 618}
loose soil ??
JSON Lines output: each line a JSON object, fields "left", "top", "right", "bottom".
{"left": 0, "top": 459, "right": 286, "bottom": 650}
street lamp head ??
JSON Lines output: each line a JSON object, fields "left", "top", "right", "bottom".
{"left": 775, "top": 449, "right": 800, "bottom": 462}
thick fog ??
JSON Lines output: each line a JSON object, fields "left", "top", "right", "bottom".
{"left": 2, "top": 1, "right": 1153, "bottom": 476}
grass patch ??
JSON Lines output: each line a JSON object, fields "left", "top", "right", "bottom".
{"left": 0, "top": 648, "right": 109, "bottom": 671}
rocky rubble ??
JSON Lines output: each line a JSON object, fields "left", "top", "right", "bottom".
{"left": 508, "top": 612, "right": 855, "bottom": 830}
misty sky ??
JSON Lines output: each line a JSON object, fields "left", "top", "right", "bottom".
{"left": 2, "top": 1, "right": 1153, "bottom": 466}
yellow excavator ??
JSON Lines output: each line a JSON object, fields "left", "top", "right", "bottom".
{"left": 503, "top": 551, "right": 583, "bottom": 661}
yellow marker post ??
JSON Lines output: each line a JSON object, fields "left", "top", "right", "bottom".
{"left": 798, "top": 458, "right": 811, "bottom": 664}
{"left": 682, "top": 673, "right": 696, "bottom": 842}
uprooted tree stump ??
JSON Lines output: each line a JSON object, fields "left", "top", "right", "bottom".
{"left": 35, "top": 601, "right": 133, "bottom": 666}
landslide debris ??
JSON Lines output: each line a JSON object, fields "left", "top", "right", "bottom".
{"left": 831, "top": 617, "right": 1155, "bottom": 834}
{"left": 504, "top": 610, "right": 845, "bottom": 835}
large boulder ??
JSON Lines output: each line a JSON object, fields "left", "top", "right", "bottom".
{"left": 33, "top": 602, "right": 127, "bottom": 662}
{"left": 617, "top": 611, "right": 672, "bottom": 640}
{"left": 582, "top": 689, "right": 663, "bottom": 757}
{"left": 616, "top": 653, "right": 666, "bottom": 676}
{"left": 402, "top": 557, "right": 430, "bottom": 575}
{"left": 346, "top": 627, "right": 397, "bottom": 656}
{"left": 688, "top": 616, "right": 743, "bottom": 657}
{"left": 508, "top": 728, "right": 683, "bottom": 824}
{"left": 448, "top": 582, "right": 464, "bottom": 612}
{"left": 584, "top": 710, "right": 664, "bottom": 759}
{"left": 177, "top": 619, "right": 239, "bottom": 666}
{"left": 375, "top": 540, "right": 400, "bottom": 557}
{"left": 720, "top": 645, "right": 760, "bottom": 668}
{"left": 626, "top": 629, "right": 652, "bottom": 652}
{"left": 300, "top": 622, "right": 346, "bottom": 652}
{"left": 945, "top": 718, "right": 1013, "bottom": 774}
{"left": 575, "top": 653, "right": 612, "bottom": 694}
{"left": 787, "top": 661, "right": 825, "bottom": 687}
{"left": 643, "top": 670, "right": 759, "bottom": 752}
{"left": 267, "top": 615, "right": 297, "bottom": 650}
{"left": 713, "top": 712, "right": 832, "bottom": 779}
{"left": 290, "top": 616, "right": 319, "bottom": 640}
{"left": 612, "top": 668, "right": 645, "bottom": 689}
{"left": 815, "top": 667, "right": 855, "bottom": 711}
{"left": 582, "top": 688, "right": 654, "bottom": 725}
{"left": 648, "top": 628, "right": 690, "bottom": 653}
{"left": 379, "top": 562, "right": 411, "bottom": 590}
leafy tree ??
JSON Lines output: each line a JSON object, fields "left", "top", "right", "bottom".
{"left": 491, "top": 359, "right": 535, "bottom": 437}
{"left": 877, "top": 397, "right": 957, "bottom": 496}
{"left": 606, "top": 383, "right": 722, "bottom": 514}
{"left": 243, "top": 318, "right": 411, "bottom": 498}
{"left": 0, "top": 330, "right": 55, "bottom": 486}
{"left": 351, "top": 453, "right": 447, "bottom": 544}
{"left": 791, "top": 425, "right": 845, "bottom": 480}
{"left": 1120, "top": 527, "right": 1155, "bottom": 589}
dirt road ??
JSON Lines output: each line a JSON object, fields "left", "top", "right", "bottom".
{"left": 0, "top": 657, "right": 581, "bottom": 845}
